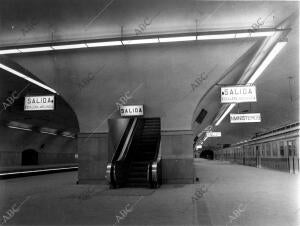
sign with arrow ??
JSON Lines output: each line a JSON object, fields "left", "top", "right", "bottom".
{"left": 221, "top": 85, "right": 256, "bottom": 103}
{"left": 24, "top": 95, "right": 55, "bottom": 111}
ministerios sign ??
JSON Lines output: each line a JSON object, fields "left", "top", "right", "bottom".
{"left": 230, "top": 113, "right": 261, "bottom": 123}
{"left": 24, "top": 95, "right": 55, "bottom": 111}
{"left": 221, "top": 86, "right": 256, "bottom": 103}
{"left": 120, "top": 105, "right": 144, "bottom": 117}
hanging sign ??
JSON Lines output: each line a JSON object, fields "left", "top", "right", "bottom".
{"left": 221, "top": 85, "right": 256, "bottom": 103}
{"left": 206, "top": 132, "right": 222, "bottom": 137}
{"left": 120, "top": 105, "right": 144, "bottom": 117}
{"left": 24, "top": 95, "right": 55, "bottom": 111}
{"left": 230, "top": 113, "right": 261, "bottom": 123}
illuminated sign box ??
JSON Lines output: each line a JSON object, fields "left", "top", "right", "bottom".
{"left": 230, "top": 113, "right": 261, "bottom": 123}
{"left": 196, "top": 144, "right": 202, "bottom": 149}
{"left": 24, "top": 95, "right": 55, "bottom": 111}
{"left": 206, "top": 132, "right": 222, "bottom": 137}
{"left": 221, "top": 86, "right": 256, "bottom": 103}
{"left": 120, "top": 105, "right": 144, "bottom": 117}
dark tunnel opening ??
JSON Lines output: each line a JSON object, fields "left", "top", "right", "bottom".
{"left": 22, "top": 149, "right": 38, "bottom": 165}
{"left": 200, "top": 149, "right": 214, "bottom": 160}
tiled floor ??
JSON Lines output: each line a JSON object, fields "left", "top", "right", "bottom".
{"left": 0, "top": 159, "right": 299, "bottom": 225}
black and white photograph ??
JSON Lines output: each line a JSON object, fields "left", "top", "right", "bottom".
{"left": 0, "top": 0, "right": 299, "bottom": 225}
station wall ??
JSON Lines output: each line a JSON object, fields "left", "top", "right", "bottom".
{"left": 0, "top": 125, "right": 77, "bottom": 167}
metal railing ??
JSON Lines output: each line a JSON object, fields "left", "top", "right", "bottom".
{"left": 148, "top": 136, "right": 162, "bottom": 188}
{"left": 105, "top": 118, "right": 140, "bottom": 188}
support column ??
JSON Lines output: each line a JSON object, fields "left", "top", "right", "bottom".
{"left": 161, "top": 130, "right": 194, "bottom": 184}
{"left": 77, "top": 133, "right": 108, "bottom": 184}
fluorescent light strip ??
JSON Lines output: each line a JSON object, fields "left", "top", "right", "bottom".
{"left": 19, "top": 46, "right": 53, "bottom": 53}
{"left": 0, "top": 30, "right": 277, "bottom": 54}
{"left": 86, "top": 41, "right": 122, "bottom": 47}
{"left": 215, "top": 104, "right": 236, "bottom": 126}
{"left": 250, "top": 31, "right": 275, "bottom": 37}
{"left": 203, "top": 136, "right": 208, "bottom": 142}
{"left": 159, "top": 36, "right": 196, "bottom": 42}
{"left": 122, "top": 38, "right": 159, "bottom": 45}
{"left": 40, "top": 131, "right": 57, "bottom": 136}
{"left": 0, "top": 63, "right": 57, "bottom": 94}
{"left": 235, "top": 31, "right": 275, "bottom": 38}
{"left": 198, "top": 31, "right": 274, "bottom": 40}
{"left": 52, "top": 44, "right": 87, "bottom": 50}
{"left": 234, "top": 33, "right": 252, "bottom": 38}
{"left": 0, "top": 166, "right": 78, "bottom": 176}
{"left": 247, "top": 41, "right": 287, "bottom": 84}
{"left": 198, "top": 34, "right": 236, "bottom": 40}
{"left": 8, "top": 125, "right": 32, "bottom": 131}
{"left": 0, "top": 49, "right": 20, "bottom": 54}
{"left": 62, "top": 134, "right": 75, "bottom": 138}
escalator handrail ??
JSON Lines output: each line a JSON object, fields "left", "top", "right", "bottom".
{"left": 111, "top": 118, "right": 135, "bottom": 163}
{"left": 117, "top": 117, "right": 138, "bottom": 161}
{"left": 107, "top": 118, "right": 137, "bottom": 187}
{"left": 149, "top": 137, "right": 162, "bottom": 187}
{"left": 153, "top": 135, "right": 161, "bottom": 161}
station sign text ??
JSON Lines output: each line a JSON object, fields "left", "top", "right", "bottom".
{"left": 230, "top": 113, "right": 261, "bottom": 123}
{"left": 221, "top": 86, "right": 256, "bottom": 103}
{"left": 24, "top": 95, "right": 55, "bottom": 111}
{"left": 120, "top": 105, "right": 144, "bottom": 117}
{"left": 206, "top": 132, "right": 222, "bottom": 137}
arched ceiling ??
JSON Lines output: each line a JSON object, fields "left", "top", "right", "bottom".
{"left": 0, "top": 0, "right": 298, "bottom": 145}
{"left": 0, "top": 0, "right": 297, "bottom": 44}
{"left": 0, "top": 56, "right": 79, "bottom": 134}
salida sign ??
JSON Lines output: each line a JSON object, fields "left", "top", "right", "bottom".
{"left": 120, "top": 105, "right": 144, "bottom": 117}
{"left": 221, "top": 86, "right": 256, "bottom": 103}
{"left": 24, "top": 95, "right": 55, "bottom": 111}
{"left": 206, "top": 132, "right": 222, "bottom": 137}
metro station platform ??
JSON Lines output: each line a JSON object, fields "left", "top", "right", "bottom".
{"left": 0, "top": 158, "right": 298, "bottom": 226}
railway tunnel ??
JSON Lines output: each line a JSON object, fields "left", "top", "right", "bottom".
{"left": 0, "top": 1, "right": 299, "bottom": 225}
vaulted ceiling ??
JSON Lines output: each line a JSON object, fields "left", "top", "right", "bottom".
{"left": 0, "top": 0, "right": 298, "bottom": 146}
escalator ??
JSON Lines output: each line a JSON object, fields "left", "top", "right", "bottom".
{"left": 106, "top": 117, "right": 161, "bottom": 188}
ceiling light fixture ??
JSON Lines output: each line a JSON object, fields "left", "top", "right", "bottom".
{"left": 0, "top": 29, "right": 278, "bottom": 54}
{"left": 8, "top": 125, "right": 32, "bottom": 131}
{"left": 62, "top": 134, "right": 75, "bottom": 138}
{"left": 0, "top": 49, "right": 20, "bottom": 54}
{"left": 122, "top": 38, "right": 159, "bottom": 45}
{"left": 250, "top": 31, "right": 275, "bottom": 37}
{"left": 159, "top": 36, "right": 196, "bottom": 42}
{"left": 19, "top": 46, "right": 53, "bottom": 53}
{"left": 52, "top": 43, "right": 87, "bottom": 50}
{"left": 61, "top": 131, "right": 75, "bottom": 138}
{"left": 86, "top": 41, "right": 122, "bottom": 47}
{"left": 215, "top": 103, "right": 236, "bottom": 126}
{"left": 0, "top": 63, "right": 57, "bottom": 94}
{"left": 235, "top": 31, "right": 275, "bottom": 38}
{"left": 247, "top": 41, "right": 287, "bottom": 84}
{"left": 197, "top": 34, "right": 236, "bottom": 40}
{"left": 40, "top": 131, "right": 57, "bottom": 136}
